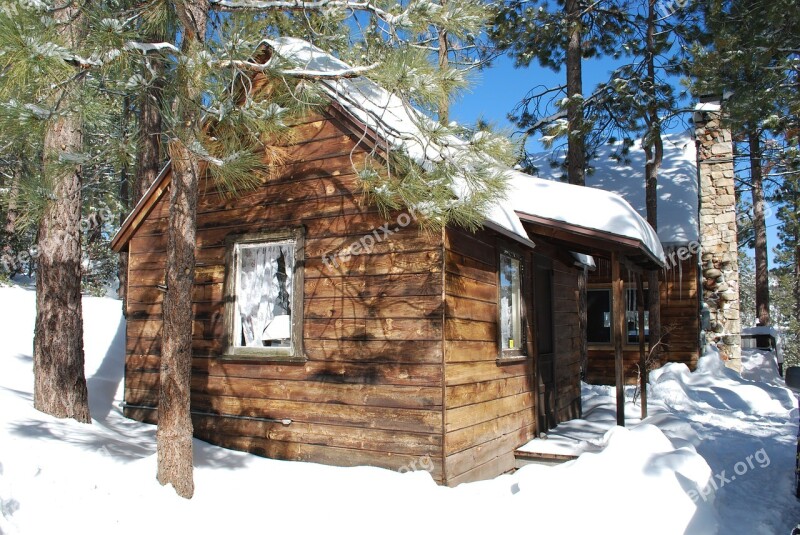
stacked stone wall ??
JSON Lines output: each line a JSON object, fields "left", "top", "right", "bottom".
{"left": 695, "top": 104, "right": 741, "bottom": 372}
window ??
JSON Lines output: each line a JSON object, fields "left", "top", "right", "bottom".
{"left": 499, "top": 250, "right": 525, "bottom": 357}
{"left": 587, "top": 287, "right": 649, "bottom": 345}
{"left": 625, "top": 288, "right": 649, "bottom": 344}
{"left": 223, "top": 229, "right": 304, "bottom": 360}
{"left": 587, "top": 289, "right": 611, "bottom": 344}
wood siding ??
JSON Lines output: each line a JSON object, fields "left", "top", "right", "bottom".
{"left": 441, "top": 229, "right": 582, "bottom": 485}
{"left": 442, "top": 227, "right": 534, "bottom": 486}
{"left": 585, "top": 254, "right": 700, "bottom": 385}
{"left": 124, "top": 110, "right": 447, "bottom": 481}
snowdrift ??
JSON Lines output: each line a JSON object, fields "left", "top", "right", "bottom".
{"left": 2, "top": 285, "right": 798, "bottom": 534}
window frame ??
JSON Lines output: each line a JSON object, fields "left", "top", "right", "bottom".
{"left": 497, "top": 246, "right": 528, "bottom": 361}
{"left": 586, "top": 288, "right": 612, "bottom": 345}
{"left": 222, "top": 227, "right": 306, "bottom": 362}
{"left": 624, "top": 287, "right": 649, "bottom": 345}
{"left": 586, "top": 284, "right": 649, "bottom": 348}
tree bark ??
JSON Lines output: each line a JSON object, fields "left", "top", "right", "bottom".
{"left": 437, "top": 0, "right": 450, "bottom": 126}
{"left": 156, "top": 0, "right": 208, "bottom": 499}
{"left": 644, "top": 0, "right": 663, "bottom": 352}
{"left": 748, "top": 126, "right": 770, "bottom": 325}
{"left": 118, "top": 96, "right": 131, "bottom": 306}
{"left": 158, "top": 138, "right": 198, "bottom": 499}
{"left": 2, "top": 167, "right": 20, "bottom": 266}
{"left": 135, "top": 61, "right": 164, "bottom": 200}
{"left": 121, "top": 61, "right": 164, "bottom": 311}
{"left": 565, "top": 0, "right": 585, "bottom": 186}
{"left": 33, "top": 0, "right": 90, "bottom": 423}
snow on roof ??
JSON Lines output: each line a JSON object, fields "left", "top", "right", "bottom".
{"left": 525, "top": 132, "right": 698, "bottom": 246}
{"left": 267, "top": 37, "right": 663, "bottom": 261}
{"left": 266, "top": 37, "right": 534, "bottom": 245}
{"left": 506, "top": 170, "right": 665, "bottom": 261}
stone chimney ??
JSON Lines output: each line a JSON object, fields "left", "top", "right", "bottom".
{"left": 694, "top": 96, "right": 741, "bottom": 372}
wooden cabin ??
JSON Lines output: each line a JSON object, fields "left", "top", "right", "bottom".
{"left": 112, "top": 38, "right": 664, "bottom": 485}
{"left": 527, "top": 133, "right": 703, "bottom": 384}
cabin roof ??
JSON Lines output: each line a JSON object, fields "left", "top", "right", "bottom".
{"left": 112, "top": 38, "right": 665, "bottom": 267}
{"left": 524, "top": 132, "right": 699, "bottom": 247}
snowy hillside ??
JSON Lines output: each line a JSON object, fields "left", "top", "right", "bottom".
{"left": 1, "top": 284, "right": 798, "bottom": 534}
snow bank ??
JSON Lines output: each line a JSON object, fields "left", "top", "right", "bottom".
{"left": 6, "top": 286, "right": 800, "bottom": 534}
{"left": 515, "top": 425, "right": 716, "bottom": 534}
{"left": 650, "top": 346, "right": 795, "bottom": 417}
{"left": 741, "top": 349, "right": 783, "bottom": 385}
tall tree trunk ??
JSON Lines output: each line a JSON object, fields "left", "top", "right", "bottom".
{"left": 794, "top": 239, "right": 800, "bottom": 331}
{"left": 157, "top": 0, "right": 207, "bottom": 499}
{"left": 120, "top": 60, "right": 164, "bottom": 312}
{"left": 437, "top": 0, "right": 450, "bottom": 125}
{"left": 644, "top": 0, "right": 663, "bottom": 353}
{"left": 33, "top": 0, "right": 90, "bottom": 423}
{"left": 2, "top": 167, "right": 20, "bottom": 266}
{"left": 748, "top": 126, "right": 770, "bottom": 325}
{"left": 565, "top": 0, "right": 585, "bottom": 186}
{"left": 135, "top": 61, "right": 164, "bottom": 200}
{"left": 118, "top": 96, "right": 131, "bottom": 306}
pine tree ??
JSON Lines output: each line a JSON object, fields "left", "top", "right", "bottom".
{"left": 0, "top": 0, "right": 94, "bottom": 422}
{"left": 0, "top": 0, "right": 153, "bottom": 418}
{"left": 490, "top": 0, "right": 632, "bottom": 185}
{"left": 693, "top": 0, "right": 800, "bottom": 327}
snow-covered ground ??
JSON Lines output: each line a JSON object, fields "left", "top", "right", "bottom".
{"left": 1, "top": 283, "right": 798, "bottom": 534}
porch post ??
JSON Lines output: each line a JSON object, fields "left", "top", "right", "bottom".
{"left": 611, "top": 252, "right": 625, "bottom": 426}
{"left": 637, "top": 273, "right": 648, "bottom": 419}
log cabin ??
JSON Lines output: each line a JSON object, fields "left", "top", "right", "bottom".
{"left": 111, "top": 37, "right": 664, "bottom": 485}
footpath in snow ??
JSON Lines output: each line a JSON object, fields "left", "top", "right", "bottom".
{"left": 0, "top": 283, "right": 798, "bottom": 534}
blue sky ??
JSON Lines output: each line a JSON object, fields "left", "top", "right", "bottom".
{"left": 451, "top": 54, "right": 783, "bottom": 265}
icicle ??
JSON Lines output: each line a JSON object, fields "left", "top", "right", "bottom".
{"left": 678, "top": 254, "right": 684, "bottom": 301}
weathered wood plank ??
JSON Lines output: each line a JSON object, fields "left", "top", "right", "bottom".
{"left": 304, "top": 317, "right": 442, "bottom": 341}
{"left": 445, "top": 360, "right": 528, "bottom": 387}
{"left": 445, "top": 408, "right": 535, "bottom": 456}
{"left": 304, "top": 273, "right": 442, "bottom": 297}
{"left": 445, "top": 273, "right": 496, "bottom": 303}
{"left": 444, "top": 340, "right": 498, "bottom": 363}
{"left": 188, "top": 393, "right": 442, "bottom": 434}
{"left": 445, "top": 391, "right": 534, "bottom": 432}
{"left": 444, "top": 318, "right": 496, "bottom": 342}
{"left": 445, "top": 295, "right": 495, "bottom": 322}
{"left": 125, "top": 375, "right": 442, "bottom": 409}
{"left": 445, "top": 376, "right": 532, "bottom": 409}
{"left": 445, "top": 422, "right": 534, "bottom": 477}
{"left": 305, "top": 296, "right": 443, "bottom": 320}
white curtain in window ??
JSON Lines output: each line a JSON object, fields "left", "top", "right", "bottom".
{"left": 237, "top": 245, "right": 280, "bottom": 347}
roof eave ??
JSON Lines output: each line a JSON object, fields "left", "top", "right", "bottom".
{"left": 515, "top": 211, "right": 665, "bottom": 270}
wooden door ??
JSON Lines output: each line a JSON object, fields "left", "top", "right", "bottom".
{"left": 534, "top": 255, "right": 557, "bottom": 432}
